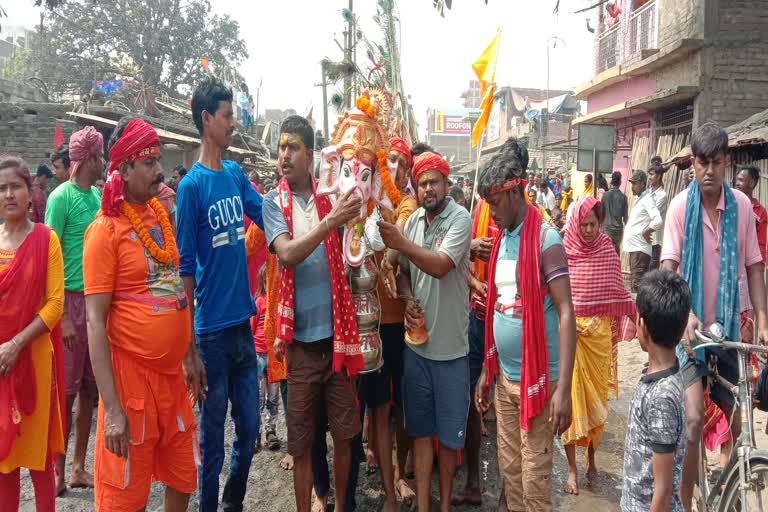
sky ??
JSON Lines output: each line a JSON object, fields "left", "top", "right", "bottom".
{"left": 4, "top": 0, "right": 596, "bottom": 139}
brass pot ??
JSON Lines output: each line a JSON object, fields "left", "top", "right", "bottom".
{"left": 353, "top": 291, "right": 380, "bottom": 332}
{"left": 347, "top": 255, "right": 379, "bottom": 293}
{"left": 358, "top": 329, "right": 384, "bottom": 374}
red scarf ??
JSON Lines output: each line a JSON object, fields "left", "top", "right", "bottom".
{"left": 0, "top": 224, "right": 56, "bottom": 461}
{"left": 483, "top": 205, "right": 549, "bottom": 431}
{"left": 563, "top": 196, "right": 636, "bottom": 320}
{"left": 275, "top": 177, "right": 363, "bottom": 375}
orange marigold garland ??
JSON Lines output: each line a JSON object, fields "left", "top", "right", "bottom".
{"left": 121, "top": 198, "right": 179, "bottom": 267}
{"left": 376, "top": 149, "right": 401, "bottom": 206}
{"left": 355, "top": 96, "right": 377, "bottom": 119}
{"left": 355, "top": 95, "right": 403, "bottom": 209}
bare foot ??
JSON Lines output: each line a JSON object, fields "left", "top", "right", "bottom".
{"left": 563, "top": 470, "right": 579, "bottom": 496}
{"left": 452, "top": 486, "right": 482, "bottom": 506}
{"left": 279, "top": 454, "right": 294, "bottom": 471}
{"left": 68, "top": 468, "right": 94, "bottom": 489}
{"left": 366, "top": 447, "right": 379, "bottom": 474}
{"left": 55, "top": 480, "right": 67, "bottom": 497}
{"left": 396, "top": 478, "right": 416, "bottom": 505}
{"left": 312, "top": 493, "right": 327, "bottom": 512}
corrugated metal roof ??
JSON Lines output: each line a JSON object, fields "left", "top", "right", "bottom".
{"left": 66, "top": 111, "right": 259, "bottom": 156}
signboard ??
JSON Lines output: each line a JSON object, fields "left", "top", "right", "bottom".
{"left": 429, "top": 108, "right": 472, "bottom": 136}
{"left": 577, "top": 124, "right": 615, "bottom": 173}
{"left": 487, "top": 99, "right": 501, "bottom": 142}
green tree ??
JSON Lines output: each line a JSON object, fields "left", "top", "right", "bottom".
{"left": 24, "top": 0, "right": 247, "bottom": 97}
{"left": 3, "top": 48, "right": 34, "bottom": 82}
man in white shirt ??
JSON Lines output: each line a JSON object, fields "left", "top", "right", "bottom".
{"left": 537, "top": 181, "right": 556, "bottom": 212}
{"left": 647, "top": 158, "right": 668, "bottom": 270}
{"left": 622, "top": 170, "right": 662, "bottom": 292}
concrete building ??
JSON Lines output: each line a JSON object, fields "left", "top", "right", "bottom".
{"left": 574, "top": 0, "right": 768, "bottom": 177}
{"left": 425, "top": 107, "right": 475, "bottom": 166}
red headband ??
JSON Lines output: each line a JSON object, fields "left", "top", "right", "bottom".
{"left": 412, "top": 151, "right": 450, "bottom": 183}
{"left": 489, "top": 177, "right": 521, "bottom": 195}
{"left": 389, "top": 137, "right": 412, "bottom": 169}
{"left": 102, "top": 119, "right": 161, "bottom": 216}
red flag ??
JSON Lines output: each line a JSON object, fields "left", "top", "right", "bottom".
{"left": 53, "top": 121, "right": 64, "bottom": 148}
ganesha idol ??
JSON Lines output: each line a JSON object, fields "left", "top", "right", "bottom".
{"left": 316, "top": 94, "right": 399, "bottom": 267}
{"left": 316, "top": 93, "right": 401, "bottom": 373}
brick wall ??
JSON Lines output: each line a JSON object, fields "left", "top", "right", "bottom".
{"left": 656, "top": 0, "right": 701, "bottom": 51}
{"left": 0, "top": 102, "right": 76, "bottom": 165}
{"left": 707, "top": 0, "right": 768, "bottom": 127}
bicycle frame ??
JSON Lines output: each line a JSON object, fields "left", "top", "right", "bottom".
{"left": 693, "top": 333, "right": 768, "bottom": 511}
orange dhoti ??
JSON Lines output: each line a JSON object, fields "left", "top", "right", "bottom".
{"left": 94, "top": 349, "right": 198, "bottom": 512}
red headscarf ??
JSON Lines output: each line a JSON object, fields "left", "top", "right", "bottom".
{"left": 68, "top": 126, "right": 104, "bottom": 175}
{"left": 563, "top": 196, "right": 636, "bottom": 319}
{"left": 412, "top": 151, "right": 450, "bottom": 184}
{"left": 102, "top": 119, "right": 160, "bottom": 216}
{"left": 389, "top": 137, "right": 412, "bottom": 170}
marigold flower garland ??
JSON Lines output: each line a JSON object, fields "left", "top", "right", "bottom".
{"left": 355, "top": 95, "right": 403, "bottom": 208}
{"left": 355, "top": 96, "right": 377, "bottom": 119}
{"left": 376, "top": 148, "right": 402, "bottom": 206}
{"left": 121, "top": 197, "right": 179, "bottom": 267}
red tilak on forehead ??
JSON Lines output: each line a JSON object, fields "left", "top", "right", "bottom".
{"left": 489, "top": 177, "right": 523, "bottom": 195}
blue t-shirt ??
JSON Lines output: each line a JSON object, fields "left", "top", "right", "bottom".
{"left": 176, "top": 160, "right": 264, "bottom": 335}
{"left": 262, "top": 189, "right": 333, "bottom": 343}
{"left": 492, "top": 220, "right": 569, "bottom": 382}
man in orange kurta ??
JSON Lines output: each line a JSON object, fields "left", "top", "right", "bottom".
{"left": 83, "top": 118, "right": 206, "bottom": 511}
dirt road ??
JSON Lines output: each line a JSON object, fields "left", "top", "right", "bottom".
{"left": 21, "top": 338, "right": 768, "bottom": 511}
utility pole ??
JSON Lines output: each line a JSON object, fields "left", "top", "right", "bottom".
{"left": 543, "top": 41, "right": 549, "bottom": 178}
{"left": 321, "top": 63, "right": 329, "bottom": 141}
{"left": 255, "top": 78, "right": 262, "bottom": 122}
{"left": 344, "top": 0, "right": 354, "bottom": 109}
{"left": 544, "top": 37, "right": 566, "bottom": 178}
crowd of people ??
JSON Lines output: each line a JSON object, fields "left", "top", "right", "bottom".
{"left": 1, "top": 74, "right": 768, "bottom": 512}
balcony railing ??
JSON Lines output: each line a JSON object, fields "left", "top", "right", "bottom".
{"left": 629, "top": 0, "right": 657, "bottom": 55}
{"left": 595, "top": 0, "right": 657, "bottom": 73}
{"left": 597, "top": 23, "right": 620, "bottom": 73}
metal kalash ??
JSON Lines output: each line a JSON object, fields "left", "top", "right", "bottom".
{"left": 347, "top": 254, "right": 384, "bottom": 374}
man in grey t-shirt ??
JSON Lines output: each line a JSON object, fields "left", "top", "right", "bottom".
{"left": 378, "top": 151, "right": 471, "bottom": 512}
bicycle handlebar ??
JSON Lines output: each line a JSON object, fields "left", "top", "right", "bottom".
{"left": 692, "top": 329, "right": 768, "bottom": 354}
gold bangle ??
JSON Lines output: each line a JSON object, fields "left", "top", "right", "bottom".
{"left": 324, "top": 218, "right": 331, "bottom": 235}
{"left": 11, "top": 338, "right": 19, "bottom": 348}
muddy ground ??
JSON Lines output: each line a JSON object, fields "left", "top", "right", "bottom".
{"left": 20, "top": 338, "right": 768, "bottom": 511}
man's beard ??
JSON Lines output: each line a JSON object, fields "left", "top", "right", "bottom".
{"left": 423, "top": 195, "right": 446, "bottom": 213}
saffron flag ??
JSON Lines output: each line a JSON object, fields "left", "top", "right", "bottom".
{"left": 53, "top": 121, "right": 64, "bottom": 148}
{"left": 471, "top": 28, "right": 501, "bottom": 97}
{"left": 471, "top": 29, "right": 501, "bottom": 147}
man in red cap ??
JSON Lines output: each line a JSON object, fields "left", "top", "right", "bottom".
{"left": 83, "top": 117, "right": 206, "bottom": 511}
{"left": 378, "top": 151, "right": 472, "bottom": 512}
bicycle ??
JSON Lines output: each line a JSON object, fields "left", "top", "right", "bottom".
{"left": 691, "top": 323, "right": 768, "bottom": 511}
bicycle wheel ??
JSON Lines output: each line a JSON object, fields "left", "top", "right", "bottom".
{"left": 719, "top": 453, "right": 768, "bottom": 512}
